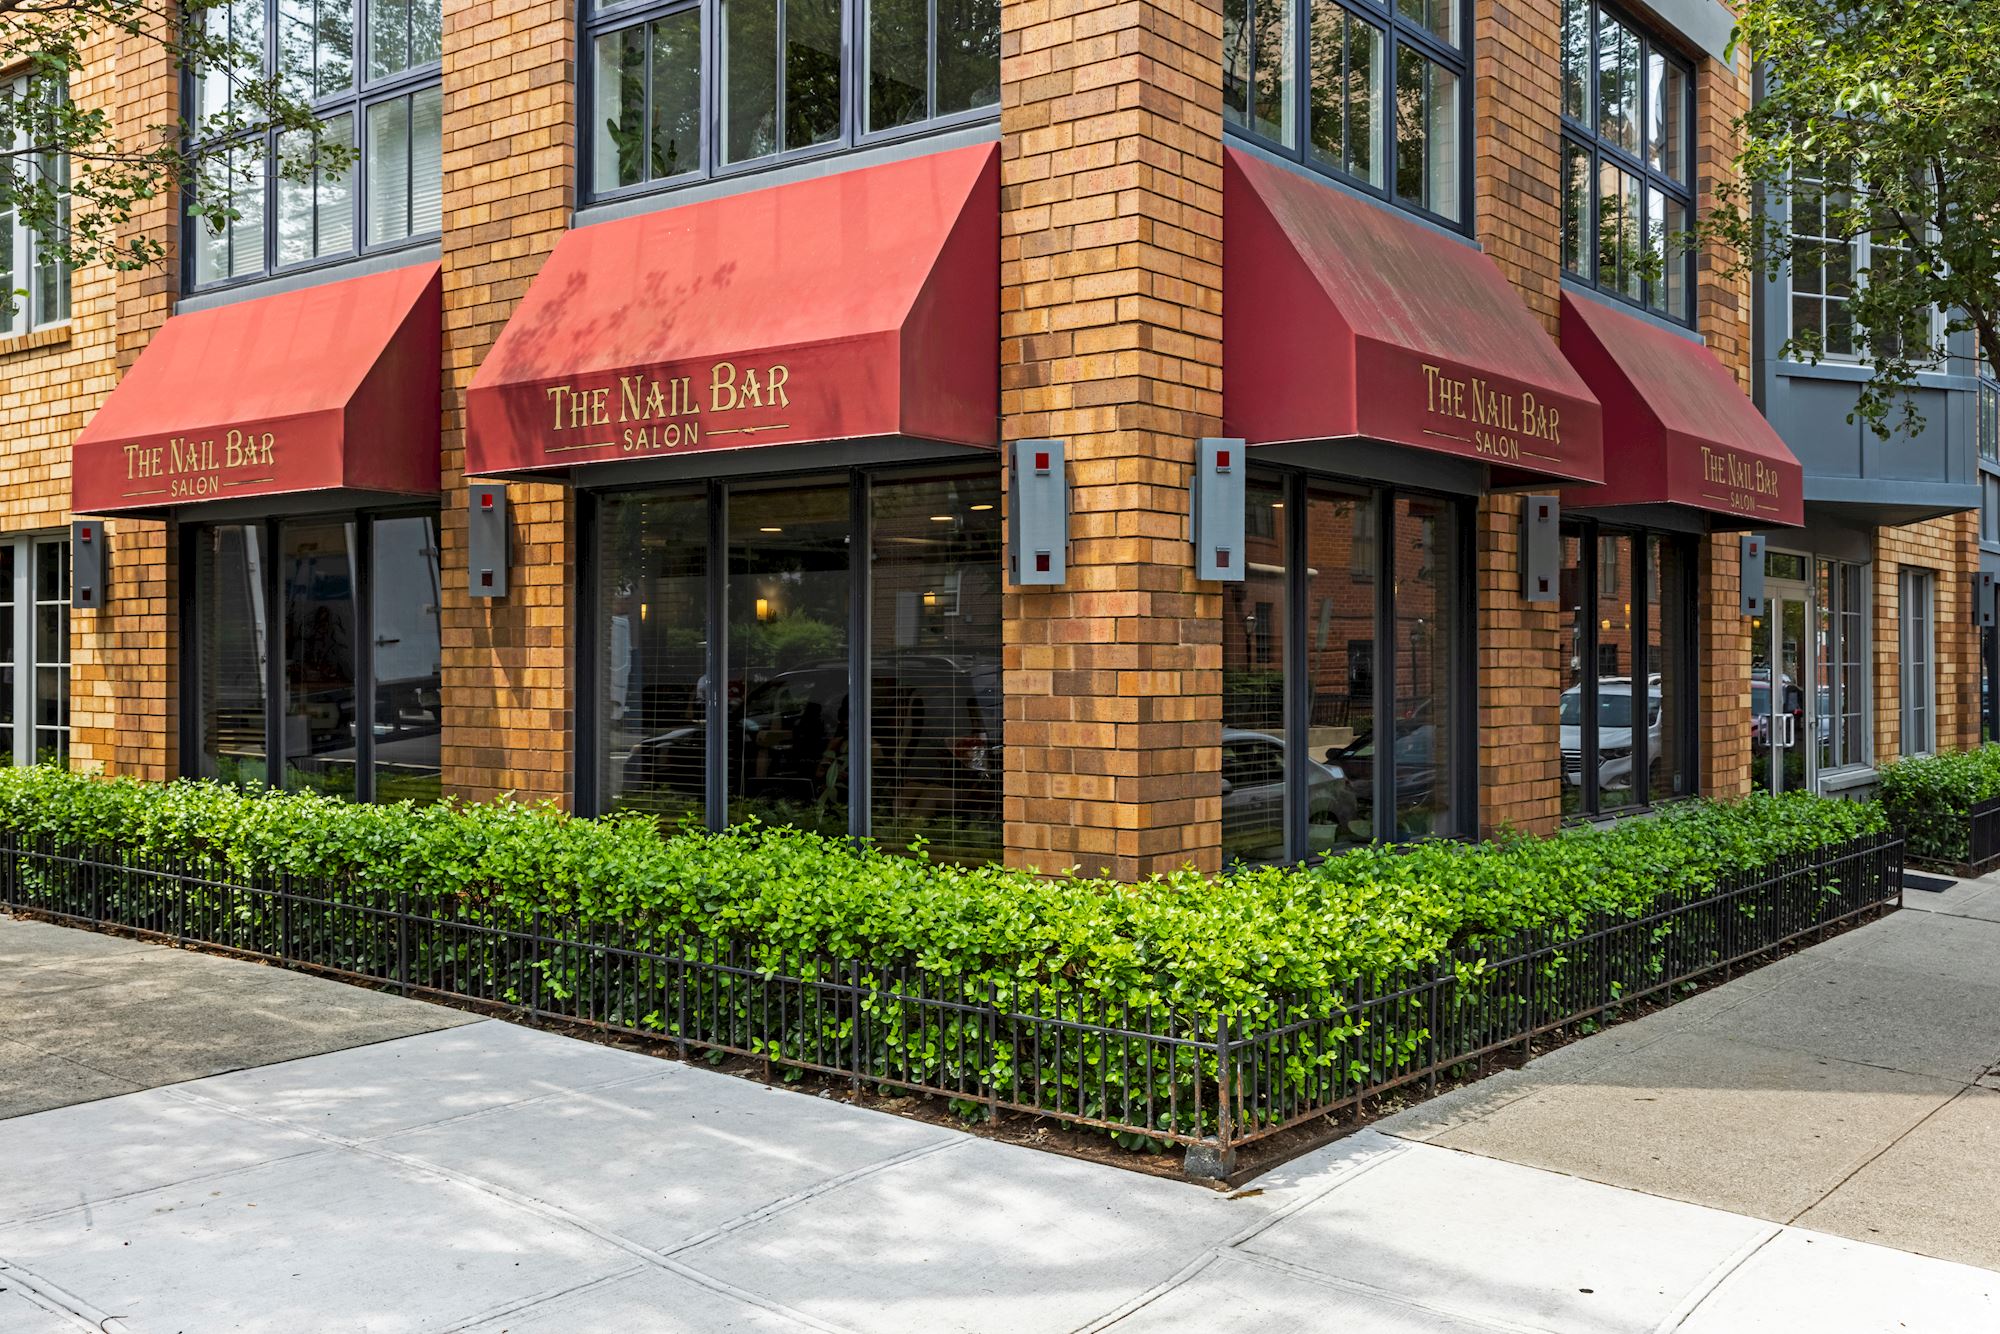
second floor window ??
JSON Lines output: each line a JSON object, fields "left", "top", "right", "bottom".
{"left": 586, "top": 0, "right": 1000, "bottom": 201}
{"left": 1223, "top": 0, "right": 1467, "bottom": 226}
{"left": 1559, "top": 0, "right": 1694, "bottom": 323}
{"left": 0, "top": 72, "right": 71, "bottom": 334}
{"left": 188, "top": 0, "right": 443, "bottom": 289}
{"left": 1789, "top": 161, "right": 1938, "bottom": 364}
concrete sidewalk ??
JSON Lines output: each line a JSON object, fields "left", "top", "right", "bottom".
{"left": 3, "top": 910, "right": 1998, "bottom": 1333}
{"left": 1377, "top": 872, "right": 2000, "bottom": 1273}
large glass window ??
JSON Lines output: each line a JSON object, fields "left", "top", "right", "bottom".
{"left": 587, "top": 0, "right": 999, "bottom": 200}
{"left": 0, "top": 537, "right": 71, "bottom": 766}
{"left": 1789, "top": 162, "right": 1938, "bottom": 364}
{"left": 1816, "top": 557, "right": 1868, "bottom": 773}
{"left": 1229, "top": 0, "right": 1465, "bottom": 225}
{"left": 1900, "top": 567, "right": 1935, "bottom": 757}
{"left": 1, "top": 71, "right": 71, "bottom": 335}
{"left": 188, "top": 0, "right": 441, "bottom": 289}
{"left": 1221, "top": 473, "right": 1470, "bottom": 864}
{"left": 1559, "top": 1, "right": 1694, "bottom": 323}
{"left": 589, "top": 467, "right": 1002, "bottom": 864}
{"left": 1558, "top": 519, "right": 1697, "bottom": 820}
{"left": 187, "top": 510, "right": 442, "bottom": 800}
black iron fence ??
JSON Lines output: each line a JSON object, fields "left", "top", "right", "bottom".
{"left": 0, "top": 831, "right": 1902, "bottom": 1176}
{"left": 1966, "top": 796, "right": 2000, "bottom": 874}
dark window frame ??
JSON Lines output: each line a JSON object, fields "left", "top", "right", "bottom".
{"left": 1221, "top": 463, "right": 1477, "bottom": 864}
{"left": 576, "top": 461, "right": 1002, "bottom": 854}
{"left": 1559, "top": 0, "right": 1697, "bottom": 325}
{"left": 1559, "top": 517, "right": 1701, "bottom": 822}
{"left": 579, "top": 0, "right": 1000, "bottom": 207}
{"left": 178, "top": 503, "right": 442, "bottom": 802}
{"left": 1222, "top": 0, "right": 1475, "bottom": 232}
{"left": 182, "top": 0, "right": 444, "bottom": 295}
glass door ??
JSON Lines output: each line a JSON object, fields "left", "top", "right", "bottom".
{"left": 1751, "top": 583, "right": 1813, "bottom": 793}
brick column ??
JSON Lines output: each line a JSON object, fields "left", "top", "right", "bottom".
{"left": 998, "top": 0, "right": 1225, "bottom": 877}
{"left": 69, "top": 25, "right": 179, "bottom": 780}
{"left": 1875, "top": 512, "right": 1979, "bottom": 763}
{"left": 1472, "top": 0, "right": 1564, "bottom": 835}
{"left": 1695, "top": 53, "right": 1754, "bottom": 797}
{"left": 437, "top": 0, "right": 576, "bottom": 805}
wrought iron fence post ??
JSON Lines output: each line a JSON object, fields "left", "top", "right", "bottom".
{"left": 1185, "top": 1013, "right": 1237, "bottom": 1182}
{"left": 525, "top": 909, "right": 541, "bottom": 1017}
{"left": 397, "top": 888, "right": 410, "bottom": 996}
{"left": 985, "top": 978, "right": 1001, "bottom": 1124}
{"left": 848, "top": 957, "right": 863, "bottom": 1100}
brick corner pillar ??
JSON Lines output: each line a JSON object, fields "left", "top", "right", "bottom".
{"left": 437, "top": 0, "right": 577, "bottom": 807}
{"left": 998, "top": 0, "right": 1225, "bottom": 879}
{"left": 71, "top": 23, "right": 181, "bottom": 782}
{"left": 1472, "top": 0, "right": 1564, "bottom": 836}
{"left": 1695, "top": 50, "right": 1754, "bottom": 799}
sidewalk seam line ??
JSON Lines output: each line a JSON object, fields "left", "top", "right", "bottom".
{"left": 1649, "top": 1223, "right": 1784, "bottom": 1334}
{"left": 1219, "top": 1248, "right": 1555, "bottom": 1334}
{"left": 0, "top": 1253, "right": 131, "bottom": 1332}
{"left": 1784, "top": 1085, "right": 1977, "bottom": 1226}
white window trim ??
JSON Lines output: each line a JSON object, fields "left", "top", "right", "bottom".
{"left": 1787, "top": 165, "right": 1943, "bottom": 367}
{"left": 1813, "top": 557, "right": 1875, "bottom": 778}
{"left": 1, "top": 71, "right": 71, "bottom": 338}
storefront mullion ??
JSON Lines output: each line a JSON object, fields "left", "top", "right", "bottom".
{"left": 1370, "top": 487, "right": 1396, "bottom": 838}
{"left": 1281, "top": 470, "right": 1309, "bottom": 863}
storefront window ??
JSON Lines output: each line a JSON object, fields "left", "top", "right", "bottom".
{"left": 587, "top": 0, "right": 999, "bottom": 199}
{"left": 1901, "top": 567, "right": 1935, "bottom": 757}
{"left": 1229, "top": 0, "right": 1466, "bottom": 225}
{"left": 187, "top": 511, "right": 442, "bottom": 799}
{"left": 1816, "top": 558, "right": 1868, "bottom": 773}
{"left": 1558, "top": 0, "right": 1695, "bottom": 323}
{"left": 1221, "top": 473, "right": 1468, "bottom": 864}
{"left": 0, "top": 536, "right": 71, "bottom": 766}
{"left": 1558, "top": 519, "right": 1696, "bottom": 819}
{"left": 1222, "top": 477, "right": 1290, "bottom": 864}
{"left": 188, "top": 0, "right": 442, "bottom": 289}
{"left": 728, "top": 483, "right": 852, "bottom": 835}
{"left": 588, "top": 467, "right": 1002, "bottom": 863}
{"left": 194, "top": 524, "right": 269, "bottom": 787}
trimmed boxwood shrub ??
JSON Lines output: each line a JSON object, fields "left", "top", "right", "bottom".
{"left": 0, "top": 766, "right": 1891, "bottom": 1143}
{"left": 1878, "top": 745, "right": 2000, "bottom": 865}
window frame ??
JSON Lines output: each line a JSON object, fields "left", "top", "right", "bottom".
{"left": 575, "top": 461, "right": 1005, "bottom": 860}
{"left": 1785, "top": 161, "right": 1944, "bottom": 366}
{"left": 579, "top": 0, "right": 1002, "bottom": 208}
{"left": 182, "top": 0, "right": 444, "bottom": 295}
{"left": 1899, "top": 566, "right": 1936, "bottom": 758}
{"left": 1557, "top": 518, "right": 1700, "bottom": 823}
{"left": 0, "top": 534, "right": 72, "bottom": 767}
{"left": 1558, "top": 0, "right": 1697, "bottom": 325}
{"left": 177, "top": 504, "right": 443, "bottom": 801}
{"left": 1221, "top": 0, "right": 1475, "bottom": 232}
{"left": 1218, "top": 464, "right": 1479, "bottom": 864}
{"left": 1814, "top": 556, "right": 1872, "bottom": 775}
{"left": 1, "top": 70, "right": 72, "bottom": 335}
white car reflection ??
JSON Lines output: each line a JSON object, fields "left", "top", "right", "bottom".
{"left": 1559, "top": 676, "right": 1661, "bottom": 792}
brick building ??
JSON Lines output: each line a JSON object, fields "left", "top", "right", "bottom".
{"left": 3, "top": 0, "right": 1981, "bottom": 877}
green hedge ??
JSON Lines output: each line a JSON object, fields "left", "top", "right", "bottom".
{"left": 0, "top": 767, "right": 1893, "bottom": 1144}
{"left": 0, "top": 764, "right": 1887, "bottom": 1014}
{"left": 1878, "top": 746, "right": 2000, "bottom": 864}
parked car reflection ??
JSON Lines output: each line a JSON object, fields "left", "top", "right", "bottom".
{"left": 1221, "top": 729, "right": 1359, "bottom": 863}
{"left": 1559, "top": 676, "right": 1662, "bottom": 792}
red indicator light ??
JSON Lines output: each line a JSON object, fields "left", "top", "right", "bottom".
{"left": 480, "top": 570, "right": 494, "bottom": 588}
{"left": 1035, "top": 552, "right": 1051, "bottom": 573}
{"left": 1034, "top": 452, "right": 1050, "bottom": 472}
{"left": 480, "top": 492, "right": 495, "bottom": 510}
{"left": 1216, "top": 449, "right": 1231, "bottom": 470}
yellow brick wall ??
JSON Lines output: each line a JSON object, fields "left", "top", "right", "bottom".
{"left": 998, "top": 0, "right": 1227, "bottom": 876}
{"left": 1874, "top": 510, "right": 1980, "bottom": 764}
{"left": 436, "top": 0, "right": 577, "bottom": 805}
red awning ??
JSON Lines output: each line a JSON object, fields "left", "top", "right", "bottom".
{"left": 72, "top": 264, "right": 442, "bottom": 515}
{"left": 1558, "top": 292, "right": 1804, "bottom": 527}
{"left": 1223, "top": 149, "right": 1603, "bottom": 488}
{"left": 465, "top": 144, "right": 999, "bottom": 476}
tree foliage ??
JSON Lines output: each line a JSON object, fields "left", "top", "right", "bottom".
{"left": 0, "top": 0, "right": 344, "bottom": 319}
{"left": 1705, "top": 0, "right": 2000, "bottom": 435}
